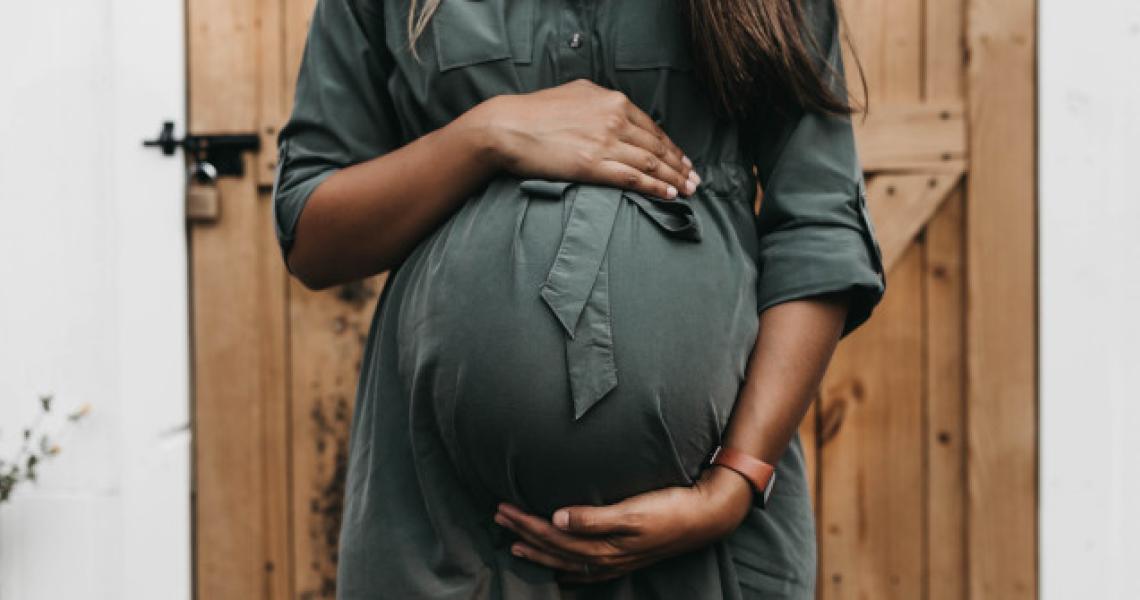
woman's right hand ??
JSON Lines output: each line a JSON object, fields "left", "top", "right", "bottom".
{"left": 286, "top": 80, "right": 701, "bottom": 288}
{"left": 471, "top": 78, "right": 700, "bottom": 200}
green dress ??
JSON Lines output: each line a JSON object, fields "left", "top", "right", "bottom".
{"left": 272, "top": 0, "right": 886, "bottom": 597}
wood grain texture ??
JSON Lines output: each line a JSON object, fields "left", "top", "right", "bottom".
{"left": 824, "top": 4, "right": 935, "bottom": 600}
{"left": 819, "top": 242, "right": 926, "bottom": 600}
{"left": 257, "top": 0, "right": 286, "bottom": 185}
{"left": 926, "top": 0, "right": 967, "bottom": 100}
{"left": 925, "top": 189, "right": 968, "bottom": 600}
{"left": 922, "top": 3, "right": 968, "bottom": 596}
{"left": 840, "top": 0, "right": 922, "bottom": 103}
{"left": 278, "top": 2, "right": 381, "bottom": 597}
{"left": 189, "top": 0, "right": 291, "bottom": 597}
{"left": 187, "top": 104, "right": 294, "bottom": 598}
{"left": 288, "top": 278, "right": 383, "bottom": 599}
{"left": 256, "top": 6, "right": 292, "bottom": 586}
{"left": 964, "top": 0, "right": 1039, "bottom": 597}
{"left": 883, "top": 0, "right": 923, "bottom": 101}
{"left": 188, "top": 0, "right": 259, "bottom": 132}
{"left": 839, "top": 0, "right": 881, "bottom": 110}
{"left": 865, "top": 171, "right": 963, "bottom": 272}
{"left": 854, "top": 103, "right": 968, "bottom": 172}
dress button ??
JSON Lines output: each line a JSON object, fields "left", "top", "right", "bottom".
{"left": 568, "top": 32, "right": 583, "bottom": 49}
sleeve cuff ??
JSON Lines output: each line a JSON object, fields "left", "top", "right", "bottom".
{"left": 271, "top": 137, "right": 338, "bottom": 261}
{"left": 754, "top": 224, "right": 886, "bottom": 339}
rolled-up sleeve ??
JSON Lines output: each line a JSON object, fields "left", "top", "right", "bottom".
{"left": 271, "top": 0, "right": 401, "bottom": 258}
{"left": 751, "top": 0, "right": 886, "bottom": 339}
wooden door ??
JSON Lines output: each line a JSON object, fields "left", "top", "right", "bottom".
{"left": 187, "top": 0, "right": 383, "bottom": 597}
{"left": 804, "top": 1, "right": 1038, "bottom": 599}
{"left": 187, "top": 0, "right": 1037, "bottom": 598}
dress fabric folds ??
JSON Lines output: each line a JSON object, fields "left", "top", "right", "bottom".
{"left": 271, "top": 0, "right": 887, "bottom": 598}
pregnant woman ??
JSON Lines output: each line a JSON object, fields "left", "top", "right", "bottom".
{"left": 273, "top": 0, "right": 886, "bottom": 597}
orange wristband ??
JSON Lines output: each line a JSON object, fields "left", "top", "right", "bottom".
{"left": 707, "top": 445, "right": 777, "bottom": 508}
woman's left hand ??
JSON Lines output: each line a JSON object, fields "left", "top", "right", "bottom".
{"left": 493, "top": 464, "right": 755, "bottom": 584}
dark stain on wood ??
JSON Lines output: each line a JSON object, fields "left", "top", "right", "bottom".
{"left": 820, "top": 398, "right": 847, "bottom": 446}
{"left": 302, "top": 395, "right": 351, "bottom": 598}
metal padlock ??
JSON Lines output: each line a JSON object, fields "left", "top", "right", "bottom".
{"left": 186, "top": 160, "right": 220, "bottom": 222}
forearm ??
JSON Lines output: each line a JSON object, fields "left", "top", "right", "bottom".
{"left": 285, "top": 79, "right": 697, "bottom": 290}
{"left": 496, "top": 291, "right": 857, "bottom": 566}
{"left": 704, "top": 291, "right": 851, "bottom": 508}
{"left": 286, "top": 100, "right": 502, "bottom": 289}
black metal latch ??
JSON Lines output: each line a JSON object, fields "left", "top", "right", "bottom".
{"left": 143, "top": 121, "right": 261, "bottom": 178}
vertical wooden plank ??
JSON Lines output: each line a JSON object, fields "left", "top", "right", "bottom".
{"left": 925, "top": 0, "right": 966, "bottom": 100}
{"left": 259, "top": 202, "right": 293, "bottom": 600}
{"left": 257, "top": 0, "right": 286, "bottom": 185}
{"left": 288, "top": 278, "right": 383, "bottom": 599}
{"left": 188, "top": 133, "right": 293, "bottom": 596}
{"left": 189, "top": 0, "right": 258, "bottom": 132}
{"left": 883, "top": 0, "right": 924, "bottom": 101}
{"left": 188, "top": 2, "right": 262, "bottom": 599}
{"left": 925, "top": 190, "right": 967, "bottom": 600}
{"left": 839, "top": 0, "right": 883, "bottom": 108}
{"left": 819, "top": 242, "right": 926, "bottom": 600}
{"left": 965, "top": 0, "right": 1038, "bottom": 597}
{"left": 830, "top": 3, "right": 928, "bottom": 597}
{"left": 189, "top": 0, "right": 292, "bottom": 597}
{"left": 839, "top": 0, "right": 922, "bottom": 107}
{"left": 256, "top": 5, "right": 294, "bottom": 598}
{"left": 258, "top": 4, "right": 294, "bottom": 600}
{"left": 278, "top": 1, "right": 380, "bottom": 597}
{"left": 925, "top": 2, "right": 968, "bottom": 598}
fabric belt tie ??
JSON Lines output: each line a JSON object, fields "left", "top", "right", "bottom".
{"left": 520, "top": 179, "right": 703, "bottom": 421}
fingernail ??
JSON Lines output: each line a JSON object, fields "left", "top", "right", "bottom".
{"left": 553, "top": 510, "right": 570, "bottom": 530}
{"left": 684, "top": 180, "right": 696, "bottom": 195}
{"left": 682, "top": 155, "right": 693, "bottom": 168}
{"left": 665, "top": 185, "right": 677, "bottom": 199}
{"left": 690, "top": 170, "right": 702, "bottom": 185}
{"left": 494, "top": 513, "right": 508, "bottom": 527}
{"left": 511, "top": 544, "right": 524, "bottom": 557}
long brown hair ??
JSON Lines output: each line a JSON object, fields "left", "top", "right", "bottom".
{"left": 406, "top": 0, "right": 865, "bottom": 123}
{"left": 682, "top": 0, "right": 865, "bottom": 122}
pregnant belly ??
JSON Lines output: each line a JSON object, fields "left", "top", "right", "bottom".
{"left": 395, "top": 176, "right": 760, "bottom": 516}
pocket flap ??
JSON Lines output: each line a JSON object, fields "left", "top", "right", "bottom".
{"left": 432, "top": 0, "right": 512, "bottom": 71}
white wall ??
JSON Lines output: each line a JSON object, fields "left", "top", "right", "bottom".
{"left": 0, "top": 0, "right": 190, "bottom": 598}
{"left": 1039, "top": 1, "right": 1140, "bottom": 598}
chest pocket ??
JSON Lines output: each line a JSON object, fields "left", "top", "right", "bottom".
{"left": 432, "top": 0, "right": 534, "bottom": 71}
{"left": 613, "top": 0, "right": 694, "bottom": 71}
